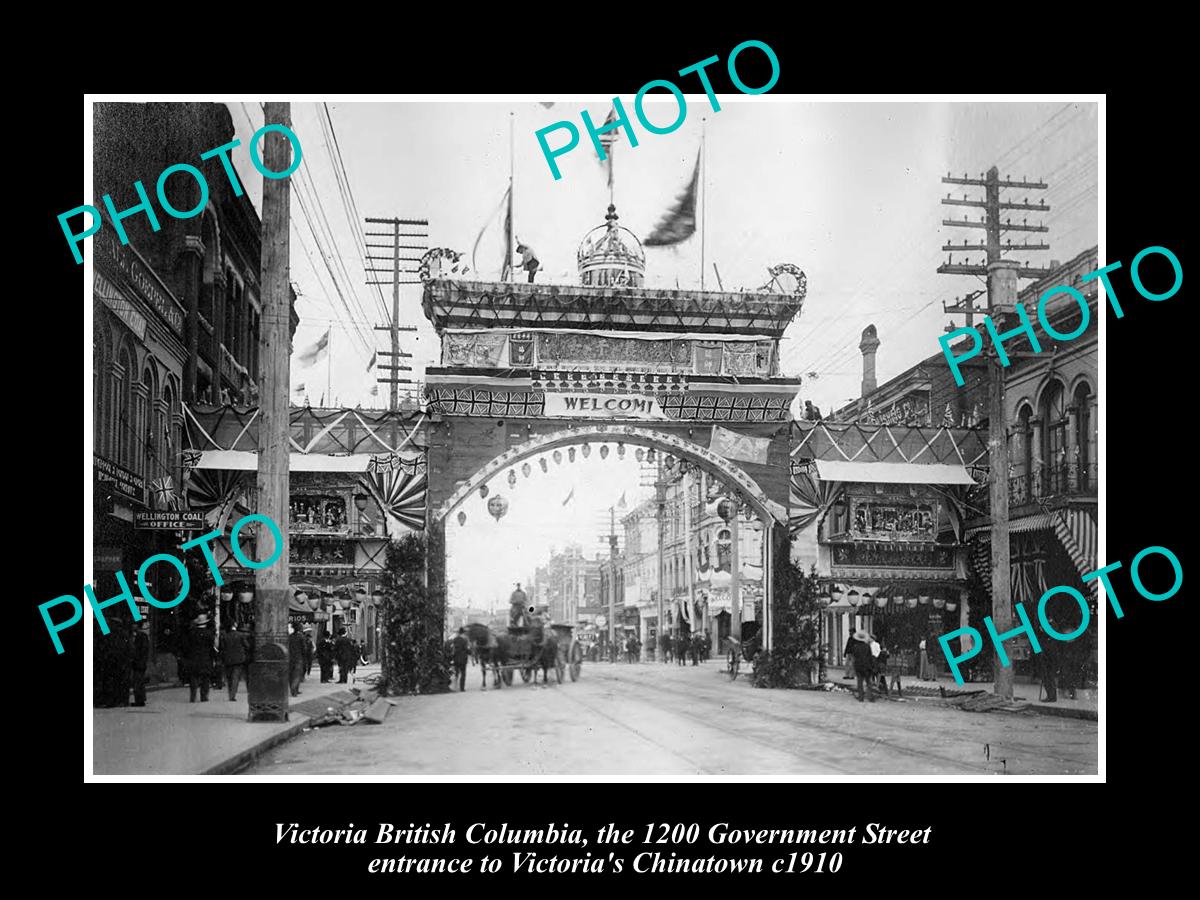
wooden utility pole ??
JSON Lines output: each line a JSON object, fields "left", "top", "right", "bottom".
{"left": 248, "top": 101, "right": 293, "bottom": 723}
{"left": 365, "top": 217, "right": 427, "bottom": 410}
{"left": 728, "top": 498, "right": 741, "bottom": 644}
{"left": 940, "top": 165, "right": 1049, "bottom": 700}
{"left": 655, "top": 456, "right": 666, "bottom": 662}
{"left": 607, "top": 506, "right": 618, "bottom": 657}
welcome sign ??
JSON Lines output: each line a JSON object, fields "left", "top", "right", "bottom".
{"left": 543, "top": 392, "right": 669, "bottom": 420}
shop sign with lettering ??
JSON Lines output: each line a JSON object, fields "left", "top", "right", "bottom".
{"left": 134, "top": 511, "right": 206, "bottom": 531}
{"left": 95, "top": 230, "right": 186, "bottom": 337}
{"left": 95, "top": 454, "right": 145, "bottom": 503}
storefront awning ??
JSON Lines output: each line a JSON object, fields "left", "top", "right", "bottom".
{"left": 815, "top": 459, "right": 974, "bottom": 485}
{"left": 964, "top": 512, "right": 1053, "bottom": 539}
{"left": 194, "top": 450, "right": 373, "bottom": 472}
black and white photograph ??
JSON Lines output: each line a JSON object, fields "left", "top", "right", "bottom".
{"left": 80, "top": 94, "right": 1104, "bottom": 779}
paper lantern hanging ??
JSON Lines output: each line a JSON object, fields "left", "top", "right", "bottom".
{"left": 906, "top": 596, "right": 919, "bottom": 609}
{"left": 847, "top": 589, "right": 860, "bottom": 607}
{"left": 487, "top": 494, "right": 510, "bottom": 522}
{"left": 946, "top": 601, "right": 959, "bottom": 612}
{"left": 371, "top": 592, "right": 384, "bottom": 606}
{"left": 617, "top": 443, "right": 625, "bottom": 458}
{"left": 219, "top": 589, "right": 234, "bottom": 604}
{"left": 875, "top": 594, "right": 888, "bottom": 608}
{"left": 918, "top": 594, "right": 930, "bottom": 605}
{"left": 237, "top": 590, "right": 253, "bottom": 604}
{"left": 646, "top": 448, "right": 656, "bottom": 463}
{"left": 457, "top": 510, "right": 467, "bottom": 527}
{"left": 636, "top": 448, "right": 645, "bottom": 463}
{"left": 479, "top": 484, "right": 489, "bottom": 499}
{"left": 582, "top": 444, "right": 591, "bottom": 459}
{"left": 892, "top": 593, "right": 904, "bottom": 607}
{"left": 600, "top": 445, "right": 609, "bottom": 460}
{"left": 539, "top": 457, "right": 548, "bottom": 473}
{"left": 666, "top": 455, "right": 675, "bottom": 467}
{"left": 568, "top": 447, "right": 576, "bottom": 463}
{"left": 830, "top": 584, "right": 844, "bottom": 602}
{"left": 507, "top": 469, "right": 517, "bottom": 488}
{"left": 553, "top": 450, "right": 562, "bottom": 465}
{"left": 522, "top": 462, "right": 531, "bottom": 478}
{"left": 932, "top": 596, "right": 946, "bottom": 610}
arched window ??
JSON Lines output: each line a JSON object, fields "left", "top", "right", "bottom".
{"left": 1016, "top": 404, "right": 1033, "bottom": 502}
{"left": 717, "top": 528, "right": 732, "bottom": 571}
{"left": 1042, "top": 380, "right": 1068, "bottom": 495}
{"left": 163, "top": 381, "right": 180, "bottom": 491}
{"left": 117, "top": 348, "right": 135, "bottom": 470}
{"left": 1074, "top": 382, "right": 1095, "bottom": 491}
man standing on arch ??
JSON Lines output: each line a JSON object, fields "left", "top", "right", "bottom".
{"left": 508, "top": 583, "right": 529, "bottom": 629}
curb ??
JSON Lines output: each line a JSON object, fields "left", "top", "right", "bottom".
{"left": 1027, "top": 704, "right": 1098, "bottom": 722}
{"left": 201, "top": 689, "right": 364, "bottom": 775}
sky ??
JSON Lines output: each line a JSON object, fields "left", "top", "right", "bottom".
{"left": 225, "top": 98, "right": 1098, "bottom": 596}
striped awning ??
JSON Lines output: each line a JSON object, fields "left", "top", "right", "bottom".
{"left": 1049, "top": 507, "right": 1098, "bottom": 581}
{"left": 964, "top": 512, "right": 1054, "bottom": 539}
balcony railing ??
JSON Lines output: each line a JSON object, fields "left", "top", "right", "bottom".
{"left": 1009, "top": 462, "right": 1097, "bottom": 505}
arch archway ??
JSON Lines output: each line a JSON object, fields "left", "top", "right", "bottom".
{"left": 432, "top": 424, "right": 787, "bottom": 525}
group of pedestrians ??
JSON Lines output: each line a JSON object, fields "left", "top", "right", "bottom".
{"left": 315, "top": 628, "right": 362, "bottom": 686}
{"left": 843, "top": 630, "right": 900, "bottom": 702}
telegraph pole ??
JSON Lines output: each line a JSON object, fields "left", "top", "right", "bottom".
{"left": 608, "top": 507, "right": 618, "bottom": 661}
{"left": 249, "top": 101, "right": 293, "bottom": 723}
{"left": 940, "top": 165, "right": 1050, "bottom": 700}
{"left": 365, "top": 217, "right": 427, "bottom": 410}
{"left": 655, "top": 456, "right": 666, "bottom": 662}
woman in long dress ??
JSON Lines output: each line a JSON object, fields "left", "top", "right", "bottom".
{"left": 918, "top": 637, "right": 931, "bottom": 681}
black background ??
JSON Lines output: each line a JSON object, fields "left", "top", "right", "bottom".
{"left": 21, "top": 22, "right": 1185, "bottom": 890}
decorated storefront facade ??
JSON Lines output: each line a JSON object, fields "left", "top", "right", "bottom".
{"left": 789, "top": 421, "right": 990, "bottom": 674}
{"left": 180, "top": 404, "right": 428, "bottom": 659}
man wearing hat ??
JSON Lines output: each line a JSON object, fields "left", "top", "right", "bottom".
{"left": 185, "top": 615, "right": 216, "bottom": 702}
{"left": 219, "top": 621, "right": 250, "bottom": 701}
{"left": 288, "top": 622, "right": 307, "bottom": 697}
{"left": 302, "top": 626, "right": 315, "bottom": 680}
{"left": 848, "top": 629, "right": 877, "bottom": 702}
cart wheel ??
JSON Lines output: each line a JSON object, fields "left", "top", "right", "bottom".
{"left": 501, "top": 668, "right": 513, "bottom": 686}
{"left": 570, "top": 644, "right": 583, "bottom": 682}
{"left": 520, "top": 667, "right": 532, "bottom": 683}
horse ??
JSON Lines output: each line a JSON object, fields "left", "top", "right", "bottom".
{"left": 530, "top": 627, "right": 559, "bottom": 685}
{"left": 464, "top": 623, "right": 510, "bottom": 689}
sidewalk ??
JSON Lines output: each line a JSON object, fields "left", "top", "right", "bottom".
{"left": 93, "top": 665, "right": 380, "bottom": 775}
{"left": 823, "top": 665, "right": 1097, "bottom": 720}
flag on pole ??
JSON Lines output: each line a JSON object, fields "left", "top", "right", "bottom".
{"left": 562, "top": 488, "right": 575, "bottom": 507}
{"left": 367, "top": 351, "right": 377, "bottom": 372}
{"left": 643, "top": 151, "right": 700, "bottom": 247}
{"left": 618, "top": 491, "right": 627, "bottom": 508}
{"left": 597, "top": 106, "right": 619, "bottom": 188}
{"left": 297, "top": 329, "right": 330, "bottom": 366}
{"left": 472, "top": 185, "right": 513, "bottom": 280}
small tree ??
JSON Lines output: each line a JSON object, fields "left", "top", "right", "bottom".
{"left": 752, "top": 527, "right": 822, "bottom": 689}
{"left": 379, "top": 532, "right": 450, "bottom": 695}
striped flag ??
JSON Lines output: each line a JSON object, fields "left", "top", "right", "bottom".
{"left": 597, "top": 106, "right": 619, "bottom": 188}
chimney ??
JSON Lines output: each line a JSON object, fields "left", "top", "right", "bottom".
{"left": 859, "top": 324, "right": 880, "bottom": 398}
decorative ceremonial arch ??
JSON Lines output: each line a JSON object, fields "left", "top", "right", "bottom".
{"left": 432, "top": 422, "right": 788, "bottom": 526}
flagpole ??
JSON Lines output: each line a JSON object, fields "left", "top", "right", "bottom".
{"left": 700, "top": 118, "right": 707, "bottom": 292}
{"left": 509, "top": 111, "right": 515, "bottom": 284}
{"left": 327, "top": 328, "right": 332, "bottom": 408}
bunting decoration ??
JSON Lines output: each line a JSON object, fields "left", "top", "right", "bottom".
{"left": 365, "top": 466, "right": 428, "bottom": 532}
{"left": 184, "top": 469, "right": 245, "bottom": 528}
{"left": 367, "top": 453, "right": 423, "bottom": 475}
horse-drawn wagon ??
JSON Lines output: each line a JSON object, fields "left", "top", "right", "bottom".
{"left": 463, "top": 621, "right": 584, "bottom": 689}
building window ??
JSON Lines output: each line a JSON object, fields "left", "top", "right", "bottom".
{"left": 1042, "top": 380, "right": 1068, "bottom": 494}
{"left": 117, "top": 349, "right": 135, "bottom": 470}
{"left": 1014, "top": 404, "right": 1033, "bottom": 503}
{"left": 717, "top": 528, "right": 731, "bottom": 571}
{"left": 1074, "top": 382, "right": 1094, "bottom": 491}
